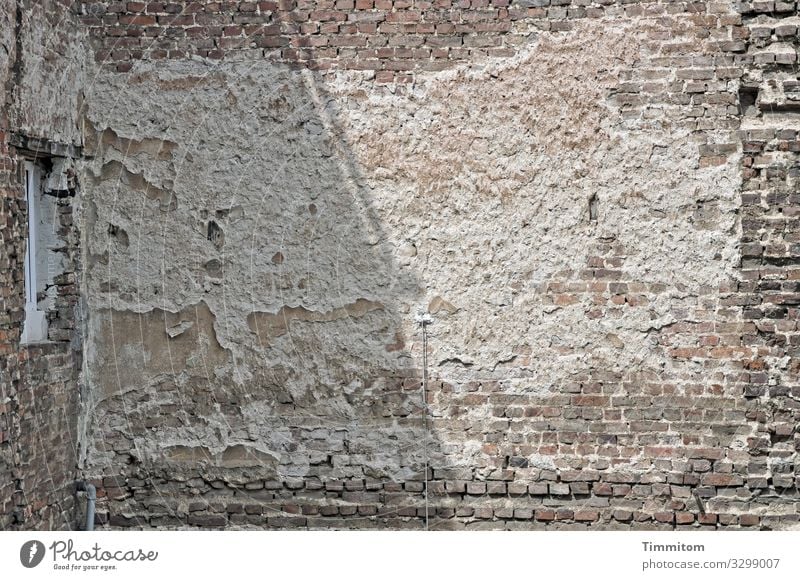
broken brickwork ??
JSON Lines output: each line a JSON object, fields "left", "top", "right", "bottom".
{"left": 0, "top": 0, "right": 86, "bottom": 530}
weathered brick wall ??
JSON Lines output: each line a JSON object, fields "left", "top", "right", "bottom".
{"left": 80, "top": 0, "right": 743, "bottom": 81}
{"left": 732, "top": 0, "right": 800, "bottom": 523}
{"left": 0, "top": 0, "right": 85, "bottom": 530}
{"left": 82, "top": 0, "right": 586, "bottom": 80}
{"left": 70, "top": 0, "right": 800, "bottom": 530}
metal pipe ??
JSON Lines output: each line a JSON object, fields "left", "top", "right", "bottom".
{"left": 415, "top": 310, "right": 433, "bottom": 531}
{"left": 76, "top": 481, "right": 96, "bottom": 531}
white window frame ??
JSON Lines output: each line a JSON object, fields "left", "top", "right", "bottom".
{"left": 21, "top": 160, "right": 47, "bottom": 344}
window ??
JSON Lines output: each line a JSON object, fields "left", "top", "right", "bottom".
{"left": 21, "top": 160, "right": 47, "bottom": 343}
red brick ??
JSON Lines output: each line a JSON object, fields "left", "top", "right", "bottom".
{"left": 654, "top": 512, "right": 674, "bottom": 524}
{"left": 698, "top": 514, "right": 717, "bottom": 525}
{"left": 701, "top": 473, "right": 744, "bottom": 487}
{"left": 574, "top": 510, "right": 599, "bottom": 522}
{"left": 739, "top": 514, "right": 760, "bottom": 527}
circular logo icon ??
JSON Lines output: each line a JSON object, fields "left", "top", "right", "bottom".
{"left": 20, "top": 540, "right": 45, "bottom": 568}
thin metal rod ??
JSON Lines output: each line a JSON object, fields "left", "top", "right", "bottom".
{"left": 421, "top": 320, "right": 430, "bottom": 531}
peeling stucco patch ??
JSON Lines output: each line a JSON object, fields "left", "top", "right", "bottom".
{"left": 90, "top": 301, "right": 230, "bottom": 400}
{"left": 91, "top": 160, "right": 177, "bottom": 211}
{"left": 248, "top": 298, "right": 384, "bottom": 344}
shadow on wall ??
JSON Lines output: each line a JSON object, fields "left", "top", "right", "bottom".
{"left": 79, "top": 37, "right": 460, "bottom": 529}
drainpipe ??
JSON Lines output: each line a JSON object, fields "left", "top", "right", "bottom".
{"left": 76, "top": 481, "right": 96, "bottom": 531}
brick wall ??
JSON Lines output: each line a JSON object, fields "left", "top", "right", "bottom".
{"left": 0, "top": 0, "right": 85, "bottom": 531}
{"left": 732, "top": 0, "right": 800, "bottom": 524}
{"left": 79, "top": 0, "right": 744, "bottom": 82}
{"left": 0, "top": 134, "right": 84, "bottom": 532}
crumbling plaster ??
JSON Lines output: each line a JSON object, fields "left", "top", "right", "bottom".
{"left": 79, "top": 18, "right": 742, "bottom": 485}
